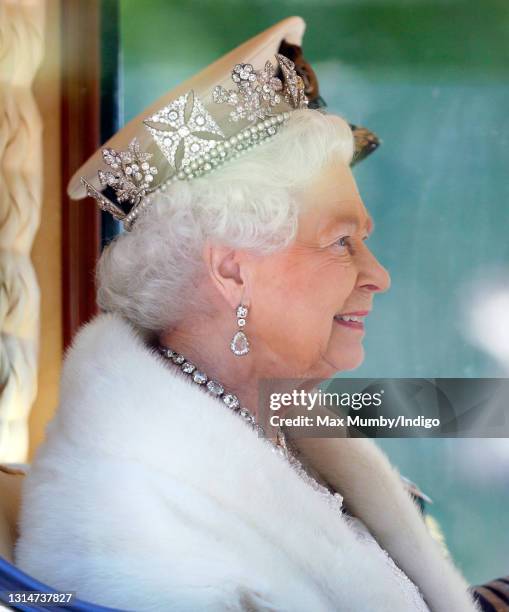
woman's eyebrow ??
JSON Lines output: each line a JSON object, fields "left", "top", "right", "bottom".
{"left": 322, "top": 212, "right": 375, "bottom": 238}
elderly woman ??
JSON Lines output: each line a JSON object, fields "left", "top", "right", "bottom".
{"left": 14, "top": 19, "right": 481, "bottom": 612}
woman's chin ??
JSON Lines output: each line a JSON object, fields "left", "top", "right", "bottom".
{"left": 329, "top": 344, "right": 365, "bottom": 373}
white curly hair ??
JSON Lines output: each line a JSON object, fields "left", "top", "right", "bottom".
{"left": 95, "top": 108, "right": 355, "bottom": 337}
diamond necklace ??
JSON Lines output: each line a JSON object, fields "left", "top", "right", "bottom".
{"left": 156, "top": 343, "right": 291, "bottom": 456}
{"left": 156, "top": 343, "right": 344, "bottom": 513}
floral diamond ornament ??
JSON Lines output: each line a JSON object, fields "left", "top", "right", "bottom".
{"left": 276, "top": 54, "right": 308, "bottom": 109}
{"left": 143, "top": 90, "right": 225, "bottom": 172}
{"left": 212, "top": 56, "right": 308, "bottom": 123}
{"left": 79, "top": 138, "right": 160, "bottom": 231}
{"left": 98, "top": 139, "right": 158, "bottom": 204}
{"left": 213, "top": 61, "right": 284, "bottom": 122}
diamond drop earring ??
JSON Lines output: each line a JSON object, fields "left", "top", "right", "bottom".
{"left": 230, "top": 303, "right": 250, "bottom": 356}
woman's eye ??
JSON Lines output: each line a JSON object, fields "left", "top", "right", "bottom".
{"left": 334, "top": 236, "right": 350, "bottom": 250}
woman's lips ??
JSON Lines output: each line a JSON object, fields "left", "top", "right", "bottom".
{"left": 334, "top": 317, "right": 365, "bottom": 331}
{"left": 333, "top": 311, "right": 369, "bottom": 331}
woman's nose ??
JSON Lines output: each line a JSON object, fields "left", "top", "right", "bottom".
{"left": 359, "top": 247, "right": 391, "bottom": 293}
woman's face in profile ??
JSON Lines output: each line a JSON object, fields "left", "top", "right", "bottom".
{"left": 248, "top": 159, "right": 391, "bottom": 379}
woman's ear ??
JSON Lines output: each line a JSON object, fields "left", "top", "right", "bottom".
{"left": 202, "top": 239, "right": 250, "bottom": 309}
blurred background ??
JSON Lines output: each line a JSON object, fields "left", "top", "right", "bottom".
{"left": 1, "top": 0, "right": 507, "bottom": 587}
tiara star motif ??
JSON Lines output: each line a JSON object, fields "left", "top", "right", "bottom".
{"left": 143, "top": 90, "right": 225, "bottom": 171}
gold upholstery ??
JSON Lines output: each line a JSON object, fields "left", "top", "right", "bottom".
{"left": 0, "top": 464, "right": 26, "bottom": 563}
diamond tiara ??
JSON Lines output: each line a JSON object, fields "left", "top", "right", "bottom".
{"left": 81, "top": 53, "right": 308, "bottom": 232}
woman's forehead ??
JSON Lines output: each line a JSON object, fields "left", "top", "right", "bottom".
{"left": 318, "top": 162, "right": 360, "bottom": 199}
{"left": 301, "top": 161, "right": 361, "bottom": 207}
{"left": 298, "top": 162, "right": 371, "bottom": 238}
